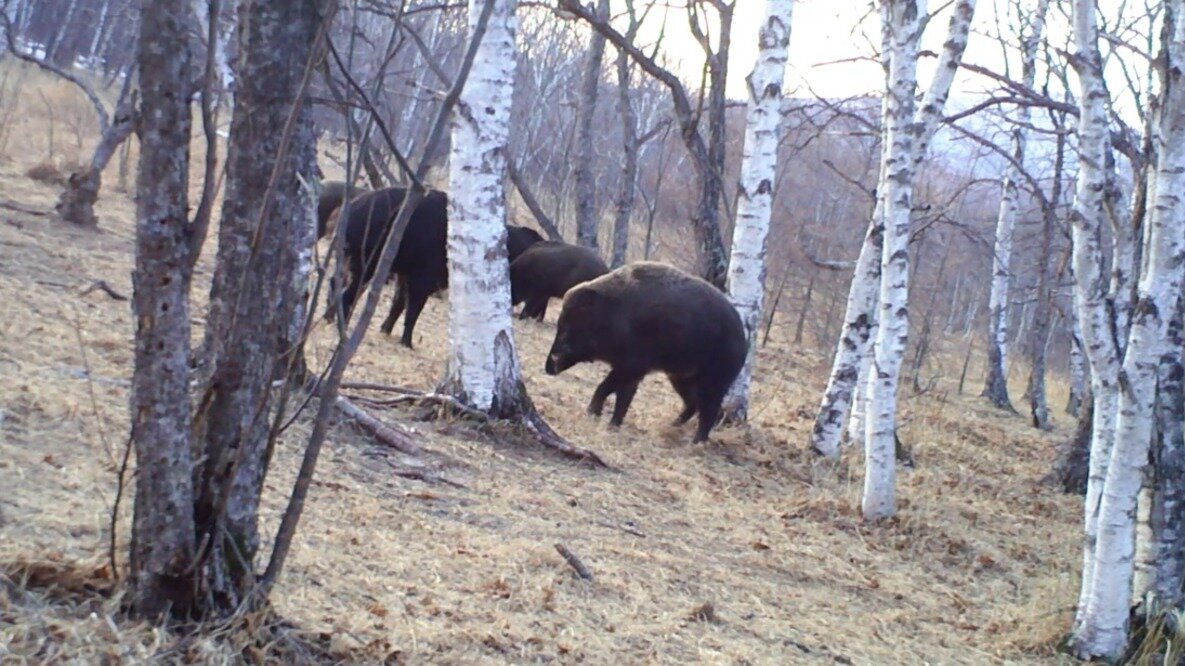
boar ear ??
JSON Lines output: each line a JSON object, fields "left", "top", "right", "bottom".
{"left": 566, "top": 287, "right": 602, "bottom": 311}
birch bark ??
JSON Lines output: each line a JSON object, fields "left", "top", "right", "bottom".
{"left": 812, "top": 0, "right": 976, "bottom": 459}
{"left": 862, "top": 0, "right": 924, "bottom": 520}
{"left": 1072, "top": 3, "right": 1185, "bottom": 656}
{"left": 441, "top": 0, "right": 527, "bottom": 416}
{"left": 721, "top": 0, "right": 794, "bottom": 421}
{"left": 1066, "top": 0, "right": 1124, "bottom": 640}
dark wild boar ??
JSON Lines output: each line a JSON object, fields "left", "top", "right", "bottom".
{"left": 327, "top": 186, "right": 543, "bottom": 347}
{"left": 510, "top": 241, "right": 609, "bottom": 321}
{"left": 544, "top": 262, "right": 746, "bottom": 442}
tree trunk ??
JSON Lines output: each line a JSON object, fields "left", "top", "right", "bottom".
{"left": 793, "top": 272, "right": 814, "bottom": 345}
{"left": 573, "top": 0, "right": 608, "bottom": 251}
{"left": 609, "top": 14, "right": 643, "bottom": 269}
{"left": 1070, "top": 1, "right": 1185, "bottom": 658}
{"left": 810, "top": 218, "right": 882, "bottom": 457}
{"left": 55, "top": 69, "right": 136, "bottom": 228}
{"left": 1065, "top": 0, "right": 1126, "bottom": 650}
{"left": 811, "top": 0, "right": 976, "bottom": 459}
{"left": 1052, "top": 384, "right": 1093, "bottom": 495}
{"left": 190, "top": 0, "right": 324, "bottom": 613}
{"left": 983, "top": 2, "right": 1047, "bottom": 411}
{"left": 129, "top": 0, "right": 198, "bottom": 621}
{"left": 1068, "top": 318, "right": 1087, "bottom": 416}
{"left": 1028, "top": 124, "right": 1064, "bottom": 430}
{"left": 721, "top": 0, "right": 794, "bottom": 422}
{"left": 440, "top": 0, "right": 530, "bottom": 417}
{"left": 862, "top": 0, "right": 924, "bottom": 520}
{"left": 1134, "top": 294, "right": 1185, "bottom": 608}
{"left": 44, "top": 0, "right": 79, "bottom": 66}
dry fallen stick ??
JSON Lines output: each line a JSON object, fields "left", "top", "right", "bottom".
{"left": 339, "top": 381, "right": 423, "bottom": 395}
{"left": 594, "top": 520, "right": 645, "bottom": 538}
{"left": 554, "top": 543, "right": 593, "bottom": 581}
{"left": 334, "top": 396, "right": 422, "bottom": 457}
{"left": 389, "top": 467, "right": 467, "bottom": 489}
{"left": 0, "top": 199, "right": 51, "bottom": 216}
{"left": 80, "top": 280, "right": 129, "bottom": 301}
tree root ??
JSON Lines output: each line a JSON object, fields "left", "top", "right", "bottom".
{"left": 343, "top": 383, "right": 613, "bottom": 469}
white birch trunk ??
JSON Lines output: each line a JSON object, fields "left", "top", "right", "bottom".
{"left": 1066, "top": 0, "right": 1125, "bottom": 643}
{"left": 1068, "top": 319, "right": 1087, "bottom": 415}
{"left": 862, "top": 0, "right": 977, "bottom": 519}
{"left": 812, "top": 0, "right": 976, "bottom": 459}
{"left": 722, "top": 0, "right": 795, "bottom": 421}
{"left": 983, "top": 0, "right": 1047, "bottom": 410}
{"left": 442, "top": 0, "right": 525, "bottom": 415}
{"left": 1071, "top": 4, "right": 1185, "bottom": 657}
{"left": 862, "top": 0, "right": 924, "bottom": 520}
{"left": 847, "top": 349, "right": 873, "bottom": 446}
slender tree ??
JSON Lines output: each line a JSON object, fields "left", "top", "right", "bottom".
{"left": 861, "top": 0, "right": 924, "bottom": 519}
{"left": 811, "top": 0, "right": 977, "bottom": 459}
{"left": 190, "top": 0, "right": 325, "bottom": 610}
{"left": 721, "top": 0, "right": 794, "bottom": 421}
{"left": 983, "top": 0, "right": 1049, "bottom": 410}
{"left": 440, "top": 0, "right": 529, "bottom": 416}
{"left": 128, "top": 0, "right": 199, "bottom": 619}
{"left": 573, "top": 0, "right": 608, "bottom": 251}
{"left": 1065, "top": 0, "right": 1124, "bottom": 641}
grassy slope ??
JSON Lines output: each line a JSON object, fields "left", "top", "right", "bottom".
{"left": 0, "top": 69, "right": 1082, "bottom": 665}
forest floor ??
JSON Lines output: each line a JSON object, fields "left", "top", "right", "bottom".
{"left": 0, "top": 67, "right": 1084, "bottom": 664}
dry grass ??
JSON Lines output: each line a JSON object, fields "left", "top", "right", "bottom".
{"left": 0, "top": 67, "right": 1086, "bottom": 665}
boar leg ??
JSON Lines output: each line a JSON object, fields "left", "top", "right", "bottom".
{"left": 608, "top": 378, "right": 642, "bottom": 428}
{"left": 668, "top": 375, "right": 698, "bottom": 425}
{"left": 380, "top": 275, "right": 408, "bottom": 335}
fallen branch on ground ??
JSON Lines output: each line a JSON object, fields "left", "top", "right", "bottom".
{"left": 341, "top": 383, "right": 612, "bottom": 468}
{"left": 80, "top": 280, "right": 129, "bottom": 301}
{"left": 334, "top": 396, "right": 422, "bottom": 457}
{"left": 0, "top": 200, "right": 51, "bottom": 217}
{"left": 554, "top": 543, "right": 593, "bottom": 581}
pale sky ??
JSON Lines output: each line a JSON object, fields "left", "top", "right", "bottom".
{"left": 628, "top": 0, "right": 1150, "bottom": 121}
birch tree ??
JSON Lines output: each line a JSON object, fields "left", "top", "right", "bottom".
{"left": 1065, "top": 0, "right": 1125, "bottom": 642}
{"left": 1070, "top": 1, "right": 1185, "bottom": 657}
{"left": 861, "top": 0, "right": 925, "bottom": 520}
{"left": 721, "top": 0, "right": 794, "bottom": 422}
{"left": 440, "top": 0, "right": 529, "bottom": 416}
{"left": 983, "top": 0, "right": 1048, "bottom": 410}
{"left": 811, "top": 0, "right": 977, "bottom": 459}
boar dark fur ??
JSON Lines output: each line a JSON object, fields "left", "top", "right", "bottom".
{"left": 544, "top": 262, "right": 746, "bottom": 442}
{"left": 510, "top": 241, "right": 609, "bottom": 321}
{"left": 327, "top": 186, "right": 543, "bottom": 348}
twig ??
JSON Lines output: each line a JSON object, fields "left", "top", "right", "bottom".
{"left": 334, "top": 396, "right": 422, "bottom": 456}
{"left": 389, "top": 467, "right": 466, "bottom": 489}
{"left": 594, "top": 520, "right": 645, "bottom": 538}
{"left": 339, "top": 381, "right": 423, "bottom": 394}
{"left": 522, "top": 409, "right": 613, "bottom": 469}
{"left": 109, "top": 433, "right": 134, "bottom": 582}
{"left": 71, "top": 307, "right": 116, "bottom": 466}
{"left": 80, "top": 280, "right": 129, "bottom": 301}
{"left": 554, "top": 543, "right": 593, "bottom": 581}
{"left": 0, "top": 199, "right": 50, "bottom": 216}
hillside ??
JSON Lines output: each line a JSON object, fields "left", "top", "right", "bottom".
{"left": 0, "top": 71, "right": 1083, "bottom": 665}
